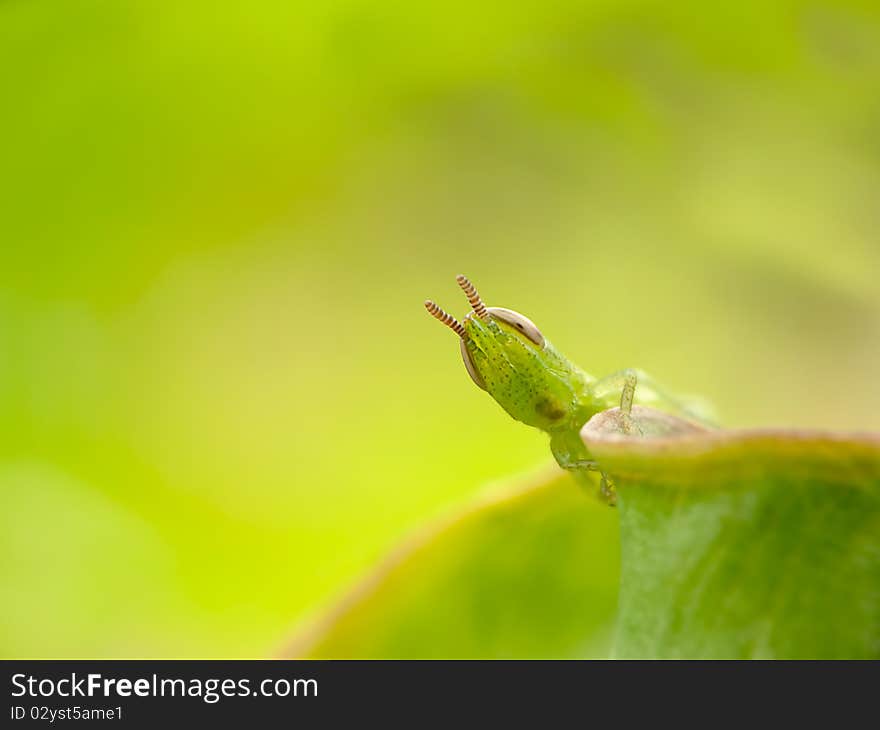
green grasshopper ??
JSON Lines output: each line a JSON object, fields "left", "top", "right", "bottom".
{"left": 425, "top": 275, "right": 711, "bottom": 504}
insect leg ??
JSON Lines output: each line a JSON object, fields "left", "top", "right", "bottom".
{"left": 591, "top": 368, "right": 638, "bottom": 407}
{"left": 568, "top": 459, "right": 600, "bottom": 471}
{"left": 599, "top": 473, "right": 618, "bottom": 506}
{"left": 591, "top": 368, "right": 639, "bottom": 433}
{"left": 619, "top": 371, "right": 636, "bottom": 416}
{"left": 549, "top": 432, "right": 617, "bottom": 506}
{"left": 593, "top": 368, "right": 714, "bottom": 424}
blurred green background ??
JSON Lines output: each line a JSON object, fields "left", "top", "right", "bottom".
{"left": 2, "top": 0, "right": 879, "bottom": 657}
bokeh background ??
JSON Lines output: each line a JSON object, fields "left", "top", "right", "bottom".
{"left": 3, "top": 0, "right": 880, "bottom": 657}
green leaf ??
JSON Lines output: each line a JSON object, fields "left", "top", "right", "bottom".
{"left": 582, "top": 407, "right": 880, "bottom": 659}
{"left": 288, "top": 408, "right": 880, "bottom": 659}
{"left": 286, "top": 468, "right": 619, "bottom": 658}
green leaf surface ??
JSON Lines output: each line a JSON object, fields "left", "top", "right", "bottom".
{"left": 289, "top": 408, "right": 880, "bottom": 659}
{"left": 286, "top": 468, "right": 619, "bottom": 658}
{"left": 582, "top": 407, "right": 880, "bottom": 659}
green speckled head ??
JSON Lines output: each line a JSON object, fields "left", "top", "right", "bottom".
{"left": 425, "top": 275, "right": 592, "bottom": 434}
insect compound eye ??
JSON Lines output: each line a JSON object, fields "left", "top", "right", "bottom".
{"left": 485, "top": 307, "right": 545, "bottom": 348}
{"left": 459, "top": 338, "right": 487, "bottom": 390}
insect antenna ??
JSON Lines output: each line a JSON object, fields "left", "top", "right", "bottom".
{"left": 455, "top": 274, "right": 489, "bottom": 320}
{"left": 424, "top": 300, "right": 467, "bottom": 338}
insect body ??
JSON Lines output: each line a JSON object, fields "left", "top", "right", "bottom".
{"left": 425, "top": 275, "right": 709, "bottom": 504}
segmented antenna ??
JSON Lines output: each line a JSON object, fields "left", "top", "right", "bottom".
{"left": 424, "top": 300, "right": 467, "bottom": 338}
{"left": 455, "top": 274, "right": 488, "bottom": 320}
